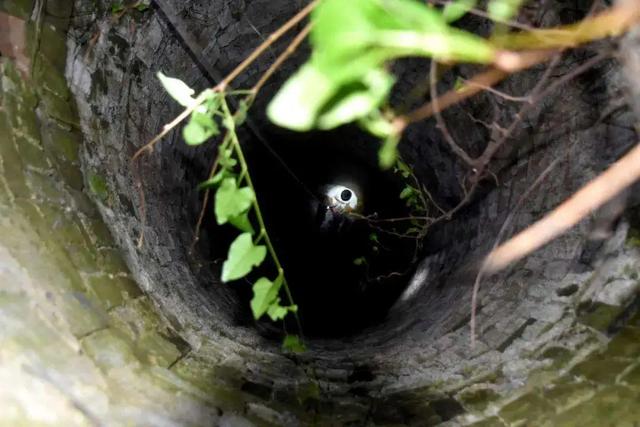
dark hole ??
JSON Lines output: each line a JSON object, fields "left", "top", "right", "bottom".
{"left": 556, "top": 283, "right": 579, "bottom": 297}
{"left": 240, "top": 380, "right": 273, "bottom": 400}
{"left": 214, "top": 124, "right": 423, "bottom": 338}
{"left": 430, "top": 398, "right": 466, "bottom": 422}
{"left": 348, "top": 365, "right": 375, "bottom": 383}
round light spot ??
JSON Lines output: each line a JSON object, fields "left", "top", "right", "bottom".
{"left": 323, "top": 184, "right": 361, "bottom": 213}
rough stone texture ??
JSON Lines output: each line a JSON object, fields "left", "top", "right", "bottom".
{"left": 1, "top": 0, "right": 640, "bottom": 426}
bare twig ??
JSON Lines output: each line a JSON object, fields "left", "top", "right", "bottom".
{"left": 430, "top": 60, "right": 476, "bottom": 166}
{"left": 492, "top": 1, "right": 640, "bottom": 51}
{"left": 190, "top": 25, "right": 313, "bottom": 250}
{"left": 484, "top": 142, "right": 640, "bottom": 273}
{"left": 463, "top": 78, "right": 532, "bottom": 103}
{"left": 477, "top": 52, "right": 606, "bottom": 172}
{"left": 189, "top": 141, "right": 225, "bottom": 254}
{"left": 131, "top": 1, "right": 317, "bottom": 247}
{"left": 398, "top": 50, "right": 553, "bottom": 129}
{"left": 250, "top": 23, "right": 312, "bottom": 99}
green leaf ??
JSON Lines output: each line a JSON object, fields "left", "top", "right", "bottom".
{"left": 267, "top": 299, "right": 289, "bottom": 321}
{"left": 316, "top": 69, "right": 394, "bottom": 130}
{"left": 282, "top": 335, "right": 306, "bottom": 353}
{"left": 183, "top": 112, "right": 219, "bottom": 145}
{"left": 250, "top": 276, "right": 283, "bottom": 319}
{"left": 222, "top": 233, "right": 267, "bottom": 282}
{"left": 215, "top": 178, "right": 254, "bottom": 225}
{"left": 353, "top": 257, "right": 367, "bottom": 266}
{"left": 454, "top": 76, "right": 467, "bottom": 93}
{"left": 183, "top": 121, "right": 207, "bottom": 145}
{"left": 400, "top": 186, "right": 416, "bottom": 200}
{"left": 157, "top": 72, "right": 196, "bottom": 107}
{"left": 219, "top": 147, "right": 238, "bottom": 169}
{"left": 442, "top": 0, "right": 476, "bottom": 23}
{"left": 229, "top": 212, "right": 255, "bottom": 234}
{"left": 198, "top": 170, "right": 228, "bottom": 190}
{"left": 136, "top": 2, "right": 150, "bottom": 12}
{"left": 488, "top": 0, "right": 524, "bottom": 21}
{"left": 359, "top": 112, "right": 395, "bottom": 139}
{"left": 269, "top": 0, "right": 496, "bottom": 135}
{"left": 111, "top": 2, "right": 125, "bottom": 13}
{"left": 267, "top": 64, "right": 334, "bottom": 131}
{"left": 396, "top": 160, "right": 412, "bottom": 178}
{"left": 379, "top": 134, "right": 400, "bottom": 169}
{"left": 235, "top": 100, "right": 250, "bottom": 127}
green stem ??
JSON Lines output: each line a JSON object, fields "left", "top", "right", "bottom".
{"left": 220, "top": 96, "right": 305, "bottom": 339}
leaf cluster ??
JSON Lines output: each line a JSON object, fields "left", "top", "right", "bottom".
{"left": 267, "top": 0, "right": 506, "bottom": 168}
{"left": 158, "top": 73, "right": 302, "bottom": 347}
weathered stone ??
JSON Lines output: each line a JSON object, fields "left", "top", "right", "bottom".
{"left": 1, "top": 0, "right": 640, "bottom": 425}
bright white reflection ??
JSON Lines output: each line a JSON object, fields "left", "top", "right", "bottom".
{"left": 322, "top": 184, "right": 361, "bottom": 214}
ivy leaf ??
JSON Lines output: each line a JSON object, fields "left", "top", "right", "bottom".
{"left": 183, "top": 121, "right": 206, "bottom": 145}
{"left": 442, "top": 0, "right": 476, "bottom": 23}
{"left": 282, "top": 335, "right": 306, "bottom": 353}
{"left": 215, "top": 178, "right": 254, "bottom": 225}
{"left": 222, "top": 233, "right": 267, "bottom": 282}
{"left": 250, "top": 276, "right": 283, "bottom": 319}
{"left": 267, "top": 299, "right": 289, "bottom": 321}
{"left": 198, "top": 170, "right": 228, "bottom": 190}
{"left": 235, "top": 100, "right": 250, "bottom": 127}
{"left": 229, "top": 212, "right": 255, "bottom": 234}
{"left": 157, "top": 72, "right": 196, "bottom": 108}
{"left": 395, "top": 160, "right": 412, "bottom": 178}
{"left": 219, "top": 147, "right": 238, "bottom": 169}
{"left": 136, "top": 2, "right": 150, "bottom": 12}
{"left": 183, "top": 112, "right": 219, "bottom": 145}
{"left": 400, "top": 186, "right": 416, "bottom": 200}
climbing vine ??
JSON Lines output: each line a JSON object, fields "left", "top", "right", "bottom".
{"left": 134, "top": 0, "right": 640, "bottom": 349}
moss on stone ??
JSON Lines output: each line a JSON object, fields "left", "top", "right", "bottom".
{"left": 577, "top": 301, "right": 624, "bottom": 332}
{"left": 625, "top": 205, "right": 640, "bottom": 248}
{"left": 0, "top": 0, "right": 34, "bottom": 20}
{"left": 498, "top": 394, "right": 553, "bottom": 426}
{"left": 87, "top": 172, "right": 110, "bottom": 202}
{"left": 570, "top": 354, "right": 630, "bottom": 385}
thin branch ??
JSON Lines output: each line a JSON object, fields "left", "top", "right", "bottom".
{"left": 221, "top": 97, "right": 305, "bottom": 338}
{"left": 189, "top": 139, "right": 226, "bottom": 254}
{"left": 430, "top": 60, "right": 476, "bottom": 166}
{"left": 491, "top": 1, "right": 640, "bottom": 51}
{"left": 398, "top": 50, "right": 553, "bottom": 128}
{"left": 463, "top": 78, "right": 532, "bottom": 103}
{"left": 221, "top": 1, "right": 317, "bottom": 91}
{"left": 484, "top": 142, "right": 640, "bottom": 274}
{"left": 250, "top": 23, "right": 312, "bottom": 98}
{"left": 189, "top": 25, "right": 313, "bottom": 250}
{"left": 423, "top": 184, "right": 447, "bottom": 216}
{"left": 477, "top": 53, "right": 607, "bottom": 170}
{"left": 131, "top": 1, "right": 317, "bottom": 247}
